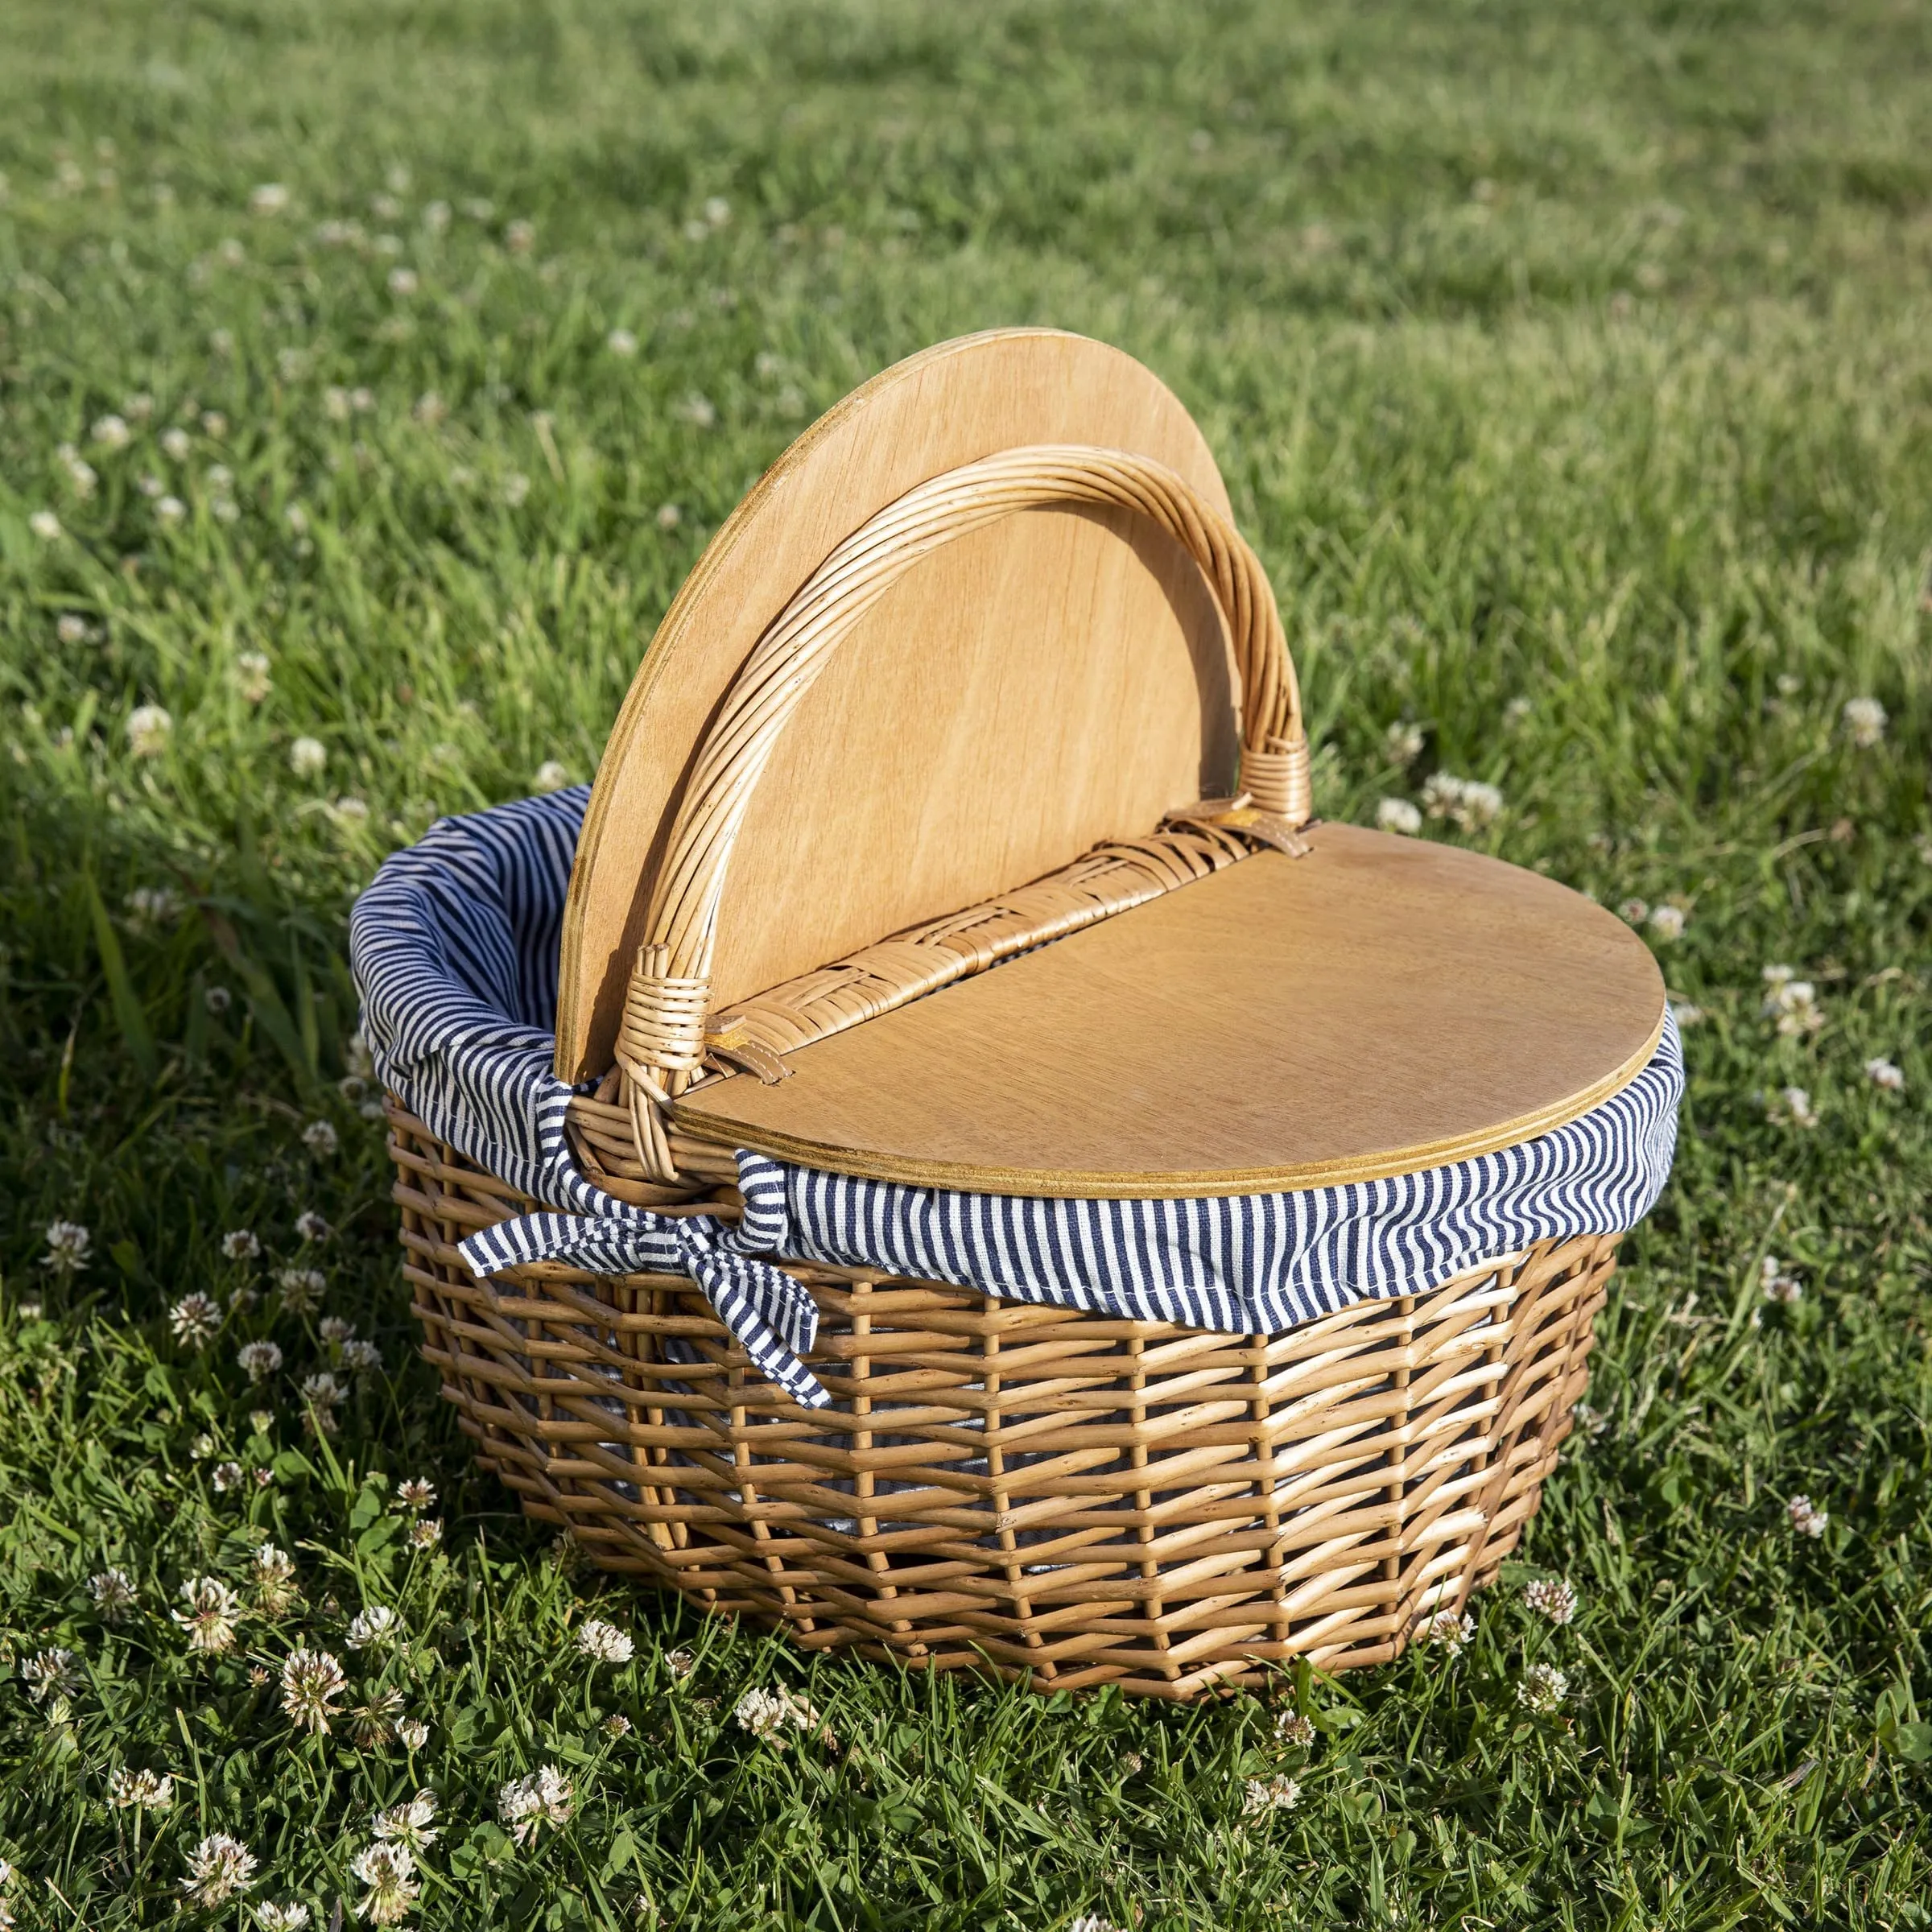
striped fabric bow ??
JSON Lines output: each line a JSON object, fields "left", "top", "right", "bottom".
{"left": 456, "top": 1151, "right": 832, "bottom": 1410}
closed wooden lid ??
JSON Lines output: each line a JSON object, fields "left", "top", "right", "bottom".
{"left": 671, "top": 823, "right": 1666, "bottom": 1199}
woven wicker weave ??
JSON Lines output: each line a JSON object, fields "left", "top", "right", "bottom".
{"left": 390, "top": 1101, "right": 1613, "bottom": 1698}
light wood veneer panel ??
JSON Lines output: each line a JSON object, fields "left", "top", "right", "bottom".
{"left": 557, "top": 328, "right": 1235, "bottom": 1080}
{"left": 673, "top": 823, "right": 1667, "bottom": 1197}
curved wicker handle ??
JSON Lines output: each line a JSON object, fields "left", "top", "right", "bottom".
{"left": 614, "top": 444, "right": 1310, "bottom": 1179}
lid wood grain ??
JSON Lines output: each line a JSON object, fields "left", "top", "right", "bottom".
{"left": 671, "top": 823, "right": 1666, "bottom": 1199}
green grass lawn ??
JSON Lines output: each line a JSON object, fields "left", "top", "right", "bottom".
{"left": 2, "top": 0, "right": 1931, "bottom": 1924}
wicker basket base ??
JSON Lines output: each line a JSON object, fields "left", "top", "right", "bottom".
{"left": 390, "top": 1104, "right": 1614, "bottom": 1699}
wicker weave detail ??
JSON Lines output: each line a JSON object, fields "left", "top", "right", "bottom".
{"left": 391, "top": 1102, "right": 1617, "bottom": 1699}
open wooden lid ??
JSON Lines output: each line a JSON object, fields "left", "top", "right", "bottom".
{"left": 671, "top": 823, "right": 1666, "bottom": 1199}
{"left": 556, "top": 328, "right": 1244, "bottom": 1083}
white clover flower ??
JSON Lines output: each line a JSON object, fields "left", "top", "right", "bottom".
{"left": 1383, "top": 719, "right": 1424, "bottom": 768}
{"left": 161, "top": 425, "right": 192, "bottom": 460}
{"left": 673, "top": 393, "right": 716, "bottom": 428}
{"left": 155, "top": 493, "right": 187, "bottom": 524}
{"left": 249, "top": 1407, "right": 276, "bottom": 1434}
{"left": 173, "top": 1576, "right": 243, "bottom": 1653}
{"left": 1762, "top": 975, "right": 1823, "bottom": 1038}
{"left": 733, "top": 1685, "right": 824, "bottom": 1746}
{"left": 251, "top": 1544, "right": 299, "bottom": 1612}
{"left": 373, "top": 1790, "right": 439, "bottom": 1851}
{"left": 124, "top": 885, "right": 188, "bottom": 930}
{"left": 289, "top": 736, "right": 327, "bottom": 779}
{"left": 341, "top": 1338, "right": 382, "bottom": 1373}
{"left": 533, "top": 759, "right": 571, "bottom": 791}
{"left": 655, "top": 502, "right": 682, "bottom": 530}
{"left": 301, "top": 1372, "right": 346, "bottom": 1424}
{"left": 180, "top": 1834, "right": 257, "bottom": 1908}
{"left": 1787, "top": 1495, "right": 1828, "bottom": 1538}
{"left": 1865, "top": 1057, "right": 1904, "bottom": 1092}
{"left": 1375, "top": 797, "right": 1422, "bottom": 836}
{"left": 505, "top": 217, "right": 535, "bottom": 252}
{"left": 1452, "top": 779, "right": 1500, "bottom": 827}
{"left": 254, "top": 1905, "right": 311, "bottom": 1930}
{"left": 606, "top": 328, "right": 638, "bottom": 356}
{"left": 208, "top": 328, "right": 235, "bottom": 357}
{"left": 60, "top": 446, "right": 98, "bottom": 496}
{"left": 1416, "top": 1608, "right": 1475, "bottom": 1655}
{"left": 1522, "top": 1578, "right": 1578, "bottom": 1625}
{"left": 346, "top": 1604, "right": 402, "bottom": 1649}
{"left": 1760, "top": 1256, "right": 1802, "bottom": 1304}
{"left": 666, "top": 1646, "right": 696, "bottom": 1680}
{"left": 89, "top": 1567, "right": 138, "bottom": 1619}
{"left": 302, "top": 1119, "right": 339, "bottom": 1157}
{"left": 1647, "top": 904, "right": 1685, "bottom": 941}
{"left": 1242, "top": 1773, "right": 1302, "bottom": 1815}
{"left": 277, "top": 1265, "right": 326, "bottom": 1312}
{"left": 57, "top": 613, "right": 89, "bottom": 643}
{"left": 576, "top": 1619, "right": 634, "bottom": 1666}
{"left": 1420, "top": 771, "right": 1502, "bottom": 830}
{"left": 170, "top": 1293, "right": 224, "bottom": 1348}
{"left": 109, "top": 1765, "right": 175, "bottom": 1810}
{"left": 237, "top": 1340, "right": 284, "bottom": 1383}
{"left": 1666, "top": 999, "right": 1703, "bottom": 1029}
{"left": 92, "top": 413, "right": 131, "bottom": 449}
{"left": 279, "top": 1647, "right": 347, "bottom": 1732}
{"left": 15, "top": 1299, "right": 41, "bottom": 1320}
{"left": 353, "top": 1686, "right": 405, "bottom": 1749}
{"left": 397, "top": 1718, "right": 430, "bottom": 1752}
{"left": 704, "top": 196, "right": 731, "bottom": 227}
{"left": 1617, "top": 898, "right": 1649, "bottom": 924}
{"left": 126, "top": 704, "right": 173, "bottom": 757}
{"left": 604, "top": 1714, "right": 632, "bottom": 1739}
{"left": 1841, "top": 697, "right": 1887, "bottom": 748}
{"left": 498, "top": 1765, "right": 573, "bottom": 1844}
{"left": 1274, "top": 1710, "right": 1316, "bottom": 1748}
{"left": 1765, "top": 1086, "right": 1818, "bottom": 1130}
{"left": 407, "top": 1518, "right": 442, "bottom": 1551}
{"left": 320, "top": 1315, "right": 355, "bottom": 1345}
{"left": 502, "top": 471, "right": 530, "bottom": 507}
{"left": 295, "top": 1210, "right": 332, "bottom": 1241}
{"left": 387, "top": 266, "right": 419, "bottom": 297}
{"left": 43, "top": 1220, "right": 92, "bottom": 1272}
{"left": 249, "top": 182, "right": 290, "bottom": 215}
{"left": 222, "top": 1228, "right": 262, "bottom": 1261}
{"left": 30, "top": 508, "right": 63, "bottom": 539}
{"left": 394, "top": 1476, "right": 437, "bottom": 1512}
{"left": 212, "top": 1460, "right": 244, "bottom": 1493}
{"left": 205, "top": 985, "right": 234, "bottom": 1016}
{"left": 22, "top": 1648, "right": 79, "bottom": 1703}
{"left": 1515, "top": 1663, "right": 1569, "bottom": 1715}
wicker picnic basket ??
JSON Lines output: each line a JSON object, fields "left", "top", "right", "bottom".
{"left": 370, "top": 330, "right": 1675, "bottom": 1698}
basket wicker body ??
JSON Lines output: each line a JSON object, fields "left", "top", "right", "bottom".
{"left": 392, "top": 1101, "right": 1616, "bottom": 1699}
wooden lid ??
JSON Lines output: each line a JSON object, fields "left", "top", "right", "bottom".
{"left": 555, "top": 328, "right": 1242, "bottom": 1081}
{"left": 671, "top": 823, "right": 1666, "bottom": 1199}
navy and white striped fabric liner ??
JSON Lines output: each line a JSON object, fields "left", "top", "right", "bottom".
{"left": 350, "top": 788, "right": 1682, "bottom": 1410}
